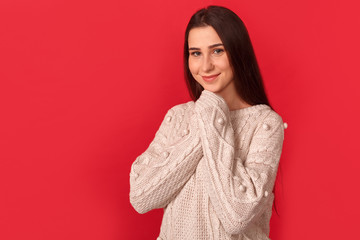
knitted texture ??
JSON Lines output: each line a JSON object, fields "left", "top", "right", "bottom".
{"left": 130, "top": 90, "right": 285, "bottom": 240}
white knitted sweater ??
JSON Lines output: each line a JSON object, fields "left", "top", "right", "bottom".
{"left": 129, "top": 90, "right": 285, "bottom": 240}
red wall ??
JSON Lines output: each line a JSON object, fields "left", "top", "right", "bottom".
{"left": 1, "top": 0, "right": 359, "bottom": 239}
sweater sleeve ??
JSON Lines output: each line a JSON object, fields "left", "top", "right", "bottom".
{"left": 129, "top": 104, "right": 203, "bottom": 214}
{"left": 195, "top": 90, "right": 284, "bottom": 235}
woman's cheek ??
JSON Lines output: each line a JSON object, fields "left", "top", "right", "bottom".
{"left": 188, "top": 60, "right": 196, "bottom": 75}
{"left": 192, "top": 74, "right": 203, "bottom": 87}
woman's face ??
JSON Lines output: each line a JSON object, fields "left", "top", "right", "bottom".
{"left": 188, "top": 26, "right": 235, "bottom": 98}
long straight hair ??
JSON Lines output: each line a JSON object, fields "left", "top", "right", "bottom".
{"left": 184, "top": 6, "right": 272, "bottom": 109}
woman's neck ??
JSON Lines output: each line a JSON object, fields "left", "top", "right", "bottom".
{"left": 216, "top": 82, "right": 252, "bottom": 111}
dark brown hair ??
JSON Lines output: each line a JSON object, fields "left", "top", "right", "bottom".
{"left": 184, "top": 5, "right": 272, "bottom": 109}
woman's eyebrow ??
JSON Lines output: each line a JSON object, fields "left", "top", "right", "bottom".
{"left": 188, "top": 43, "right": 224, "bottom": 51}
{"left": 188, "top": 47, "right": 201, "bottom": 51}
{"left": 209, "top": 43, "right": 223, "bottom": 48}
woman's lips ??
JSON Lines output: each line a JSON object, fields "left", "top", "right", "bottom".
{"left": 202, "top": 73, "right": 220, "bottom": 82}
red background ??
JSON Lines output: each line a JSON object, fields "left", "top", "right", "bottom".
{"left": 1, "top": 0, "right": 359, "bottom": 239}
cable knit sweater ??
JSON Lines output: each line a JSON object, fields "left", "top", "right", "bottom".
{"left": 129, "top": 90, "right": 285, "bottom": 240}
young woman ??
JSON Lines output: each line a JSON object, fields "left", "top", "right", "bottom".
{"left": 130, "top": 5, "right": 286, "bottom": 240}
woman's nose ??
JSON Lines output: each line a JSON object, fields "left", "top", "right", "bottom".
{"left": 201, "top": 55, "right": 214, "bottom": 72}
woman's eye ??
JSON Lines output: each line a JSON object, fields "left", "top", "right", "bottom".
{"left": 213, "top": 49, "right": 224, "bottom": 54}
{"left": 190, "top": 51, "right": 201, "bottom": 57}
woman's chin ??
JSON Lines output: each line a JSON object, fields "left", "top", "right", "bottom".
{"left": 203, "top": 86, "right": 218, "bottom": 93}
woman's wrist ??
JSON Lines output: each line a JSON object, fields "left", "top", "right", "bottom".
{"left": 195, "top": 90, "right": 230, "bottom": 116}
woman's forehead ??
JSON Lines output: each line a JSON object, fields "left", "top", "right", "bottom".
{"left": 188, "top": 26, "right": 223, "bottom": 48}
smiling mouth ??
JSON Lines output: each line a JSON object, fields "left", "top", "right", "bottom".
{"left": 202, "top": 74, "right": 220, "bottom": 82}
